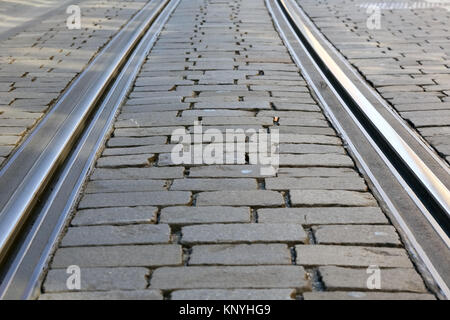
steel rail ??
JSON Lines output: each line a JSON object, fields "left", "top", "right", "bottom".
{"left": 0, "top": 0, "right": 171, "bottom": 263}
{"left": 0, "top": 0, "right": 180, "bottom": 299}
{"left": 266, "top": 0, "right": 450, "bottom": 298}
{"left": 277, "top": 0, "right": 450, "bottom": 232}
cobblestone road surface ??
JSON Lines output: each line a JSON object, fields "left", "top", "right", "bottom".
{"left": 39, "top": 0, "right": 436, "bottom": 300}
{"left": 299, "top": 0, "right": 450, "bottom": 165}
{"left": 0, "top": 0, "right": 148, "bottom": 167}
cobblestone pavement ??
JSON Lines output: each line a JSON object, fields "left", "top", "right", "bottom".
{"left": 0, "top": 0, "right": 148, "bottom": 167}
{"left": 298, "top": 0, "right": 450, "bottom": 165}
{"left": 39, "top": 0, "right": 436, "bottom": 300}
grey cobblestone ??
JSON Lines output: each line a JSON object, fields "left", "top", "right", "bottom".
{"left": 189, "top": 244, "right": 292, "bottom": 265}
{"left": 71, "top": 207, "right": 157, "bottom": 226}
{"left": 85, "top": 179, "right": 166, "bottom": 193}
{"left": 78, "top": 191, "right": 191, "bottom": 208}
{"left": 51, "top": 244, "right": 182, "bottom": 268}
{"left": 160, "top": 206, "right": 250, "bottom": 225}
{"left": 171, "top": 289, "right": 295, "bottom": 300}
{"left": 319, "top": 266, "right": 427, "bottom": 293}
{"left": 61, "top": 224, "right": 171, "bottom": 247}
{"left": 170, "top": 178, "right": 257, "bottom": 191}
{"left": 257, "top": 207, "right": 388, "bottom": 224}
{"left": 197, "top": 191, "right": 284, "bottom": 206}
{"left": 44, "top": 267, "right": 149, "bottom": 293}
{"left": 290, "top": 190, "right": 377, "bottom": 207}
{"left": 296, "top": 245, "right": 413, "bottom": 268}
{"left": 40, "top": 290, "right": 163, "bottom": 300}
{"left": 303, "top": 292, "right": 434, "bottom": 300}
{"left": 181, "top": 223, "right": 307, "bottom": 244}
{"left": 150, "top": 266, "right": 309, "bottom": 290}
{"left": 314, "top": 225, "right": 401, "bottom": 246}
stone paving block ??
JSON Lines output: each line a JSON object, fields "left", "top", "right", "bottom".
{"left": 85, "top": 179, "right": 166, "bottom": 193}
{"left": 265, "top": 177, "right": 367, "bottom": 191}
{"left": 189, "top": 244, "right": 292, "bottom": 265}
{"left": 181, "top": 223, "right": 307, "bottom": 244}
{"left": 196, "top": 191, "right": 284, "bottom": 206}
{"left": 303, "top": 291, "right": 435, "bottom": 300}
{"left": 319, "top": 266, "right": 427, "bottom": 293}
{"left": 277, "top": 167, "right": 358, "bottom": 177}
{"left": 90, "top": 167, "right": 184, "bottom": 180}
{"left": 96, "top": 154, "right": 152, "bottom": 168}
{"left": 43, "top": 267, "right": 149, "bottom": 293}
{"left": 290, "top": 190, "right": 377, "bottom": 207}
{"left": 103, "top": 145, "right": 174, "bottom": 156}
{"left": 278, "top": 144, "right": 344, "bottom": 154}
{"left": 107, "top": 136, "right": 167, "bottom": 148}
{"left": 40, "top": 290, "right": 163, "bottom": 300}
{"left": 51, "top": 245, "right": 182, "bottom": 268}
{"left": 61, "top": 224, "right": 171, "bottom": 247}
{"left": 171, "top": 289, "right": 295, "bottom": 300}
{"left": 296, "top": 245, "right": 413, "bottom": 268}
{"left": 71, "top": 207, "right": 158, "bottom": 226}
{"left": 150, "top": 266, "right": 309, "bottom": 289}
{"left": 314, "top": 225, "right": 401, "bottom": 246}
{"left": 170, "top": 178, "right": 257, "bottom": 191}
{"left": 189, "top": 165, "right": 274, "bottom": 178}
{"left": 160, "top": 206, "right": 250, "bottom": 224}
{"left": 78, "top": 191, "right": 191, "bottom": 208}
{"left": 257, "top": 207, "right": 388, "bottom": 224}
{"left": 279, "top": 154, "right": 354, "bottom": 167}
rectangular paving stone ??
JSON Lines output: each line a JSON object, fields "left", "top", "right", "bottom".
{"left": 90, "top": 167, "right": 184, "bottom": 180}
{"left": 51, "top": 244, "right": 182, "bottom": 268}
{"left": 78, "top": 191, "right": 191, "bottom": 208}
{"left": 279, "top": 154, "right": 354, "bottom": 167}
{"left": 277, "top": 167, "right": 358, "bottom": 177}
{"left": 96, "top": 154, "right": 152, "bottom": 168}
{"left": 171, "top": 289, "right": 295, "bottom": 300}
{"left": 319, "top": 266, "right": 427, "bottom": 293}
{"left": 61, "top": 224, "right": 171, "bottom": 247}
{"left": 181, "top": 223, "right": 307, "bottom": 244}
{"left": 189, "top": 244, "right": 292, "bottom": 265}
{"left": 196, "top": 191, "right": 284, "bottom": 206}
{"left": 296, "top": 245, "right": 413, "bottom": 268}
{"left": 160, "top": 206, "right": 250, "bottom": 225}
{"left": 85, "top": 179, "right": 166, "bottom": 193}
{"left": 107, "top": 136, "right": 167, "bottom": 147}
{"left": 44, "top": 267, "right": 149, "bottom": 293}
{"left": 150, "top": 266, "right": 309, "bottom": 289}
{"left": 314, "top": 225, "right": 401, "bottom": 246}
{"left": 40, "top": 290, "right": 163, "bottom": 300}
{"left": 103, "top": 145, "right": 174, "bottom": 156}
{"left": 303, "top": 291, "right": 434, "bottom": 300}
{"left": 280, "top": 133, "right": 342, "bottom": 146}
{"left": 170, "top": 178, "right": 257, "bottom": 191}
{"left": 265, "top": 177, "right": 367, "bottom": 191}
{"left": 257, "top": 207, "right": 388, "bottom": 224}
{"left": 290, "top": 190, "right": 377, "bottom": 207}
{"left": 71, "top": 207, "right": 158, "bottom": 226}
{"left": 189, "top": 165, "right": 275, "bottom": 178}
